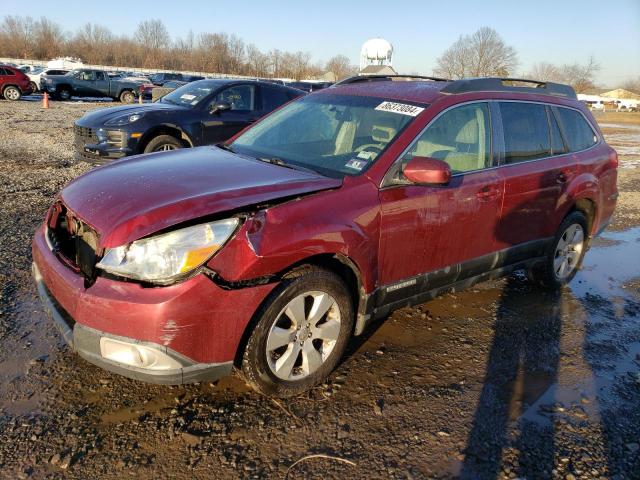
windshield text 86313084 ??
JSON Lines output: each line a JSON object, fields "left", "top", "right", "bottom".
{"left": 230, "top": 94, "right": 425, "bottom": 178}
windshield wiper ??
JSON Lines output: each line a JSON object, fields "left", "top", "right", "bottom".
{"left": 216, "top": 143, "right": 236, "bottom": 153}
{"left": 257, "top": 156, "right": 321, "bottom": 175}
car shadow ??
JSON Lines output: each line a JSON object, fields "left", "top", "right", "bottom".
{"left": 459, "top": 276, "right": 562, "bottom": 478}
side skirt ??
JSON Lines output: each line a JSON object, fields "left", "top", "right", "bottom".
{"left": 355, "top": 239, "right": 550, "bottom": 335}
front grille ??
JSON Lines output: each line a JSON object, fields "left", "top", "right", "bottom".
{"left": 48, "top": 203, "right": 99, "bottom": 282}
{"left": 74, "top": 125, "right": 97, "bottom": 143}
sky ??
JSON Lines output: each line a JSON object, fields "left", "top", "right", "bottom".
{"left": 9, "top": 0, "right": 640, "bottom": 86}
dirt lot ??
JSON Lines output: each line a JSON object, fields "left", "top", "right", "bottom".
{"left": 0, "top": 102, "right": 639, "bottom": 480}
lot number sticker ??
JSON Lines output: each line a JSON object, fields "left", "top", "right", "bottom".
{"left": 375, "top": 101, "right": 424, "bottom": 117}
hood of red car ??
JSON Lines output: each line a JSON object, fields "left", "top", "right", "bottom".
{"left": 60, "top": 147, "right": 342, "bottom": 248}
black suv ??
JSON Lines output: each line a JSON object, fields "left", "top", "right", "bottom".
{"left": 73, "top": 79, "right": 305, "bottom": 164}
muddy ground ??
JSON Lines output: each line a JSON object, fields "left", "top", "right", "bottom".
{"left": 0, "top": 101, "right": 639, "bottom": 480}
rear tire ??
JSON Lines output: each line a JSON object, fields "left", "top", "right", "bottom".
{"left": 529, "top": 211, "right": 588, "bottom": 289}
{"left": 119, "top": 90, "right": 135, "bottom": 103}
{"left": 3, "top": 86, "right": 21, "bottom": 101}
{"left": 143, "top": 135, "right": 183, "bottom": 153}
{"left": 241, "top": 266, "right": 354, "bottom": 397}
{"left": 29, "top": 81, "right": 38, "bottom": 93}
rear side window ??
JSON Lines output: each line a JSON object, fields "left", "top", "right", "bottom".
{"left": 500, "top": 102, "right": 550, "bottom": 163}
{"left": 0, "top": 68, "right": 8, "bottom": 76}
{"left": 556, "top": 107, "right": 597, "bottom": 152}
{"left": 261, "top": 86, "right": 290, "bottom": 111}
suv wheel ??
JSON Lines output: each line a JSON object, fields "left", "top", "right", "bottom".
{"left": 529, "top": 211, "right": 588, "bottom": 289}
{"left": 3, "top": 86, "right": 21, "bottom": 101}
{"left": 29, "top": 81, "right": 38, "bottom": 93}
{"left": 57, "top": 88, "right": 71, "bottom": 101}
{"left": 119, "top": 90, "right": 135, "bottom": 103}
{"left": 241, "top": 266, "right": 354, "bottom": 397}
{"left": 143, "top": 135, "right": 183, "bottom": 153}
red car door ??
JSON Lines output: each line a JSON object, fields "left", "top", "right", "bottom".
{"left": 494, "top": 102, "right": 575, "bottom": 251}
{"left": 378, "top": 102, "right": 504, "bottom": 292}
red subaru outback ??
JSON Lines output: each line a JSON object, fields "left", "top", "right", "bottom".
{"left": 32, "top": 75, "right": 618, "bottom": 396}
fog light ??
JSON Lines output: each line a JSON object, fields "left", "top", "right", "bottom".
{"left": 99, "top": 337, "right": 182, "bottom": 370}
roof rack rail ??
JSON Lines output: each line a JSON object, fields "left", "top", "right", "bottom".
{"left": 441, "top": 77, "right": 576, "bottom": 99}
{"left": 334, "top": 74, "right": 451, "bottom": 86}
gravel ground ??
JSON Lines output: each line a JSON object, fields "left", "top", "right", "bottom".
{"left": 0, "top": 100, "right": 639, "bottom": 480}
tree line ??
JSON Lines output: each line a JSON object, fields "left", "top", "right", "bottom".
{"left": 1, "top": 17, "right": 633, "bottom": 93}
{"left": 0, "top": 16, "right": 357, "bottom": 80}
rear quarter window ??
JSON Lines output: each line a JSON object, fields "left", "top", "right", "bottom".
{"left": 556, "top": 107, "right": 597, "bottom": 152}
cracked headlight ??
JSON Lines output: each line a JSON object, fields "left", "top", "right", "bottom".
{"left": 97, "top": 219, "right": 239, "bottom": 283}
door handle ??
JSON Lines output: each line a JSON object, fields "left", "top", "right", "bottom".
{"left": 476, "top": 186, "right": 501, "bottom": 202}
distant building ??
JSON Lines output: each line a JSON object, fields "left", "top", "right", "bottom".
{"left": 360, "top": 38, "right": 394, "bottom": 72}
{"left": 600, "top": 88, "right": 640, "bottom": 101}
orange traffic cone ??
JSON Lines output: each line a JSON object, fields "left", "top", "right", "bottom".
{"left": 43, "top": 92, "right": 49, "bottom": 109}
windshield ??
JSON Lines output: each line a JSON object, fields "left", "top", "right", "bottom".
{"left": 159, "top": 80, "right": 226, "bottom": 108}
{"left": 230, "top": 94, "right": 423, "bottom": 178}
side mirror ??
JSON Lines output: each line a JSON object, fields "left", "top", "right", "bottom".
{"left": 210, "top": 102, "right": 231, "bottom": 114}
{"left": 403, "top": 156, "right": 451, "bottom": 185}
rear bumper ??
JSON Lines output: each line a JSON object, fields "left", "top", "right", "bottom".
{"left": 31, "top": 224, "right": 277, "bottom": 384}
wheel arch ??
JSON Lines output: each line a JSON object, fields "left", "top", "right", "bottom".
{"left": 136, "top": 124, "right": 194, "bottom": 153}
{"left": 231, "top": 252, "right": 366, "bottom": 368}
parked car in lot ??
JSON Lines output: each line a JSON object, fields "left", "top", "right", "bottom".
{"left": 286, "top": 80, "right": 333, "bottom": 92}
{"left": 32, "top": 75, "right": 618, "bottom": 396}
{"left": 72, "top": 79, "right": 305, "bottom": 163}
{"left": 27, "top": 67, "right": 70, "bottom": 93}
{"left": 0, "top": 65, "right": 33, "bottom": 100}
{"left": 149, "top": 72, "right": 184, "bottom": 86}
{"left": 41, "top": 69, "right": 143, "bottom": 102}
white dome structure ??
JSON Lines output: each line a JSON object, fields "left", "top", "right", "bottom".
{"left": 360, "top": 38, "right": 394, "bottom": 71}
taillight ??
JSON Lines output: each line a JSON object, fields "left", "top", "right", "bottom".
{"left": 609, "top": 148, "right": 619, "bottom": 168}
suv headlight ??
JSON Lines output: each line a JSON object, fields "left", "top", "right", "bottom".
{"left": 105, "top": 113, "right": 143, "bottom": 126}
{"left": 97, "top": 219, "right": 239, "bottom": 283}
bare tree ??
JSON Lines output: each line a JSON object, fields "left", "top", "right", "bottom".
{"left": 434, "top": 27, "right": 518, "bottom": 79}
{"left": 621, "top": 77, "right": 640, "bottom": 94}
{"left": 134, "top": 19, "right": 170, "bottom": 67}
{"left": 528, "top": 56, "right": 600, "bottom": 93}
{"left": 1, "top": 15, "right": 36, "bottom": 58}
{"left": 325, "top": 54, "right": 356, "bottom": 81}
{"left": 246, "top": 44, "right": 270, "bottom": 77}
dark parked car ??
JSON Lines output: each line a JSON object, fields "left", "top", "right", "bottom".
{"left": 41, "top": 69, "right": 144, "bottom": 102}
{"left": 286, "top": 81, "right": 332, "bottom": 92}
{"left": 73, "top": 79, "right": 305, "bottom": 163}
{"left": 33, "top": 75, "right": 618, "bottom": 396}
{"left": 149, "top": 72, "right": 184, "bottom": 86}
{"left": 161, "top": 80, "right": 188, "bottom": 89}
{"left": 0, "top": 65, "right": 33, "bottom": 100}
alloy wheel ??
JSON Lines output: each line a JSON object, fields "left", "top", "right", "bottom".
{"left": 266, "top": 291, "right": 341, "bottom": 381}
{"left": 553, "top": 223, "right": 584, "bottom": 280}
{"left": 156, "top": 144, "right": 177, "bottom": 151}
{"left": 5, "top": 87, "right": 20, "bottom": 100}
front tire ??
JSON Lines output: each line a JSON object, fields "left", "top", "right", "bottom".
{"left": 29, "top": 81, "right": 38, "bottom": 93}
{"left": 143, "top": 135, "right": 183, "bottom": 153}
{"left": 241, "top": 266, "right": 354, "bottom": 397}
{"left": 529, "top": 211, "right": 588, "bottom": 289}
{"left": 3, "top": 86, "right": 21, "bottom": 101}
{"left": 57, "top": 88, "right": 71, "bottom": 101}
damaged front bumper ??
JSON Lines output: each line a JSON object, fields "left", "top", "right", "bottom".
{"left": 31, "top": 225, "right": 277, "bottom": 385}
{"left": 32, "top": 262, "right": 233, "bottom": 384}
